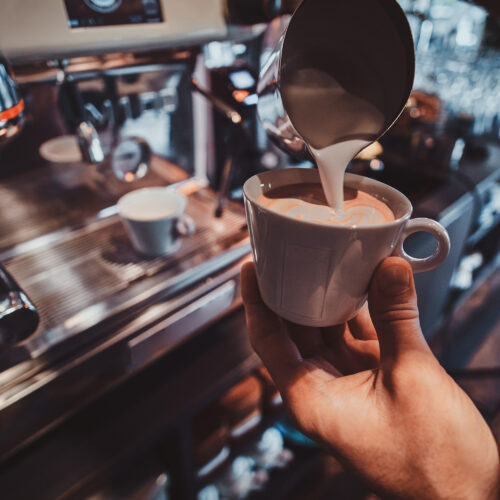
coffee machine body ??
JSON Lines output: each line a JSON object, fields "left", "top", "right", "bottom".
{"left": 0, "top": 0, "right": 254, "bottom": 354}
{"left": 0, "top": 0, "right": 227, "bottom": 63}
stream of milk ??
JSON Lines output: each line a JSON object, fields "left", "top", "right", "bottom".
{"left": 282, "top": 67, "right": 385, "bottom": 211}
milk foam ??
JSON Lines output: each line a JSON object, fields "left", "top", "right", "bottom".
{"left": 122, "top": 206, "right": 176, "bottom": 221}
{"left": 258, "top": 185, "right": 394, "bottom": 227}
{"left": 119, "top": 190, "right": 180, "bottom": 221}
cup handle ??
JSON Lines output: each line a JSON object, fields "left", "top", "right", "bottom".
{"left": 393, "top": 218, "right": 450, "bottom": 274}
{"left": 175, "top": 214, "right": 196, "bottom": 237}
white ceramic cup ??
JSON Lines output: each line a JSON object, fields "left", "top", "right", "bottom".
{"left": 118, "top": 187, "right": 195, "bottom": 257}
{"left": 243, "top": 168, "right": 450, "bottom": 327}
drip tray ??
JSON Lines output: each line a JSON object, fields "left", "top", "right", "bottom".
{"left": 3, "top": 188, "right": 247, "bottom": 347}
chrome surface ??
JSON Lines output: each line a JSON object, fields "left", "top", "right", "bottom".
{"left": 2, "top": 195, "right": 247, "bottom": 361}
{"left": 0, "top": 253, "right": 248, "bottom": 464}
{"left": 0, "top": 156, "right": 249, "bottom": 370}
{"left": 191, "top": 77, "right": 249, "bottom": 217}
{"left": 192, "top": 78, "right": 242, "bottom": 124}
{"left": 257, "top": 34, "right": 306, "bottom": 157}
{"left": 128, "top": 280, "right": 236, "bottom": 369}
{"left": 0, "top": 291, "right": 39, "bottom": 346}
{"left": 257, "top": 0, "right": 415, "bottom": 158}
{"left": 0, "top": 59, "right": 25, "bottom": 146}
{"left": 13, "top": 53, "right": 196, "bottom": 86}
{"left": 0, "top": 149, "right": 250, "bottom": 461}
{"left": 76, "top": 121, "right": 106, "bottom": 163}
{"left": 0, "top": 177, "right": 199, "bottom": 263}
{"left": 111, "top": 136, "right": 151, "bottom": 182}
{"left": 0, "top": 158, "right": 185, "bottom": 253}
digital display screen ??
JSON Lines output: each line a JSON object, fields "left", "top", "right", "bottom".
{"left": 64, "top": 0, "right": 163, "bottom": 28}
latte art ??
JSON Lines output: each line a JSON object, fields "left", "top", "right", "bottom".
{"left": 265, "top": 200, "right": 391, "bottom": 226}
{"left": 257, "top": 183, "right": 394, "bottom": 227}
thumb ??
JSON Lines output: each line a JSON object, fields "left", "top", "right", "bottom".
{"left": 368, "top": 257, "right": 431, "bottom": 364}
{"left": 240, "top": 261, "right": 303, "bottom": 392}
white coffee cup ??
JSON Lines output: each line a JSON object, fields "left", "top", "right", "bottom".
{"left": 243, "top": 168, "right": 450, "bottom": 327}
{"left": 118, "top": 187, "right": 195, "bottom": 257}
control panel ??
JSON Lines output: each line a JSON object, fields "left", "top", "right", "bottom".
{"left": 0, "top": 0, "right": 226, "bottom": 62}
{"left": 65, "top": 0, "right": 163, "bottom": 28}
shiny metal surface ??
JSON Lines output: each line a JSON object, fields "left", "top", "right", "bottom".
{"left": 0, "top": 57, "right": 37, "bottom": 346}
{"left": 0, "top": 291, "right": 38, "bottom": 346}
{"left": 257, "top": 34, "right": 306, "bottom": 157}
{"left": 0, "top": 59, "right": 25, "bottom": 146}
{"left": 0, "top": 157, "right": 185, "bottom": 252}
{"left": 0, "top": 264, "right": 38, "bottom": 347}
{"left": 10, "top": 211, "right": 245, "bottom": 333}
{"left": 111, "top": 137, "right": 152, "bottom": 182}
{"left": 76, "top": 122, "right": 105, "bottom": 164}
{"left": 257, "top": 0, "right": 415, "bottom": 158}
{"left": 0, "top": 150, "right": 250, "bottom": 462}
{"left": 192, "top": 78, "right": 243, "bottom": 125}
{"left": 0, "top": 254, "right": 249, "bottom": 465}
{"left": 0, "top": 156, "right": 248, "bottom": 369}
{"left": 128, "top": 280, "right": 236, "bottom": 369}
{"left": 1, "top": 193, "right": 247, "bottom": 360}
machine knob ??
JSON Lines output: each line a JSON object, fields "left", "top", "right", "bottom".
{"left": 84, "top": 0, "right": 122, "bottom": 13}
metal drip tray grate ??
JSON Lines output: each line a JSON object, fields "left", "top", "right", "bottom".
{"left": 0, "top": 155, "right": 192, "bottom": 251}
{"left": 4, "top": 190, "right": 246, "bottom": 332}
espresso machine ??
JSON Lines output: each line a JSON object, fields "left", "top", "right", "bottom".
{"left": 0, "top": 2, "right": 291, "bottom": 498}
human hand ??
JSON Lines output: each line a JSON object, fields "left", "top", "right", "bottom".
{"left": 241, "top": 257, "right": 499, "bottom": 500}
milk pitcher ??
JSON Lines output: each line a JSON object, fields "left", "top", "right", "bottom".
{"left": 257, "top": 0, "right": 415, "bottom": 158}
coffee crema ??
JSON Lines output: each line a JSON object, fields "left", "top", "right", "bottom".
{"left": 257, "top": 183, "right": 394, "bottom": 226}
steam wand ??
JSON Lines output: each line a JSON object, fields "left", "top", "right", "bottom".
{"left": 191, "top": 78, "right": 251, "bottom": 217}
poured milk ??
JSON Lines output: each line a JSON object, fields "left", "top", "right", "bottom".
{"left": 310, "top": 139, "right": 371, "bottom": 212}
{"left": 281, "top": 68, "right": 385, "bottom": 212}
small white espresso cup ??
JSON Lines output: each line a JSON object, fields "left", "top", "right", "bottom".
{"left": 243, "top": 168, "right": 450, "bottom": 327}
{"left": 118, "top": 187, "right": 195, "bottom": 257}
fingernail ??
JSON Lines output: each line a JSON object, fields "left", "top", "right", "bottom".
{"left": 378, "top": 266, "right": 411, "bottom": 297}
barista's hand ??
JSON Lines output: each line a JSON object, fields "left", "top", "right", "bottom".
{"left": 241, "top": 258, "right": 500, "bottom": 500}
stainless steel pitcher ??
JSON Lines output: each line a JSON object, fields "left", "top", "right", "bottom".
{"left": 257, "top": 0, "right": 415, "bottom": 158}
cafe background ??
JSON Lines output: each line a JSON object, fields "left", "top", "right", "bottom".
{"left": 0, "top": 0, "right": 499, "bottom": 498}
